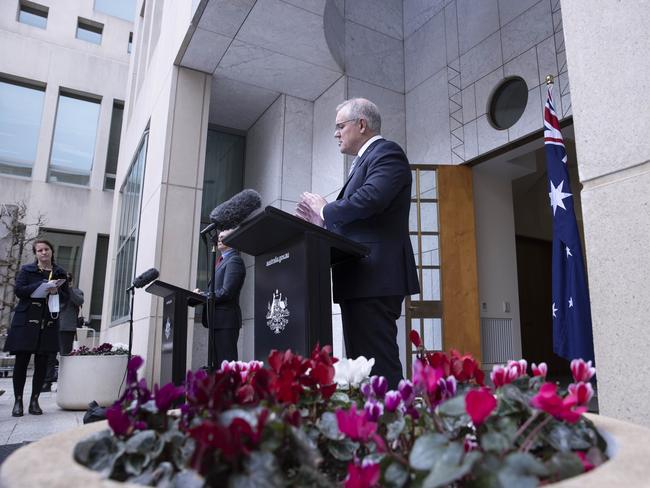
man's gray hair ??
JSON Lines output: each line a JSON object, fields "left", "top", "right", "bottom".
{"left": 336, "top": 98, "right": 381, "bottom": 134}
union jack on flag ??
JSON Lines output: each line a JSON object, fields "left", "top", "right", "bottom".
{"left": 544, "top": 84, "right": 594, "bottom": 363}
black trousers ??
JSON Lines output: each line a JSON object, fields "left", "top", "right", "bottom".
{"left": 211, "top": 327, "right": 240, "bottom": 368}
{"left": 339, "top": 295, "right": 404, "bottom": 390}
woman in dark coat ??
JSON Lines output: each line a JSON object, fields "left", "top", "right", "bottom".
{"left": 4, "top": 239, "right": 68, "bottom": 416}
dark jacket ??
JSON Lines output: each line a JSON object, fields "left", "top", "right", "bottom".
{"left": 4, "top": 263, "right": 69, "bottom": 353}
{"left": 202, "top": 251, "right": 246, "bottom": 329}
{"left": 59, "top": 287, "right": 84, "bottom": 332}
{"left": 323, "top": 139, "right": 420, "bottom": 301}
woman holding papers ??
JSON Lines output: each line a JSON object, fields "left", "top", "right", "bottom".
{"left": 4, "top": 239, "right": 68, "bottom": 417}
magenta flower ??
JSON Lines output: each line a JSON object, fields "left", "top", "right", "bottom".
{"left": 363, "top": 400, "right": 384, "bottom": 422}
{"left": 412, "top": 360, "right": 442, "bottom": 395}
{"left": 384, "top": 390, "right": 402, "bottom": 412}
{"left": 127, "top": 355, "right": 144, "bottom": 383}
{"left": 531, "top": 362, "right": 548, "bottom": 378}
{"left": 398, "top": 379, "right": 415, "bottom": 405}
{"left": 106, "top": 404, "right": 132, "bottom": 436}
{"left": 568, "top": 381, "right": 594, "bottom": 406}
{"left": 465, "top": 388, "right": 497, "bottom": 426}
{"left": 370, "top": 376, "right": 388, "bottom": 399}
{"left": 530, "top": 383, "right": 586, "bottom": 424}
{"left": 360, "top": 382, "right": 372, "bottom": 399}
{"left": 345, "top": 460, "right": 380, "bottom": 488}
{"left": 439, "top": 375, "right": 457, "bottom": 399}
{"left": 336, "top": 405, "right": 378, "bottom": 442}
{"left": 506, "top": 359, "right": 528, "bottom": 378}
{"left": 570, "top": 359, "right": 595, "bottom": 383}
{"left": 154, "top": 382, "right": 185, "bottom": 411}
{"left": 490, "top": 365, "right": 513, "bottom": 388}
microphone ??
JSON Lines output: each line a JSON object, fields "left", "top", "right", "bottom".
{"left": 200, "top": 222, "right": 217, "bottom": 235}
{"left": 208, "top": 189, "right": 262, "bottom": 231}
{"left": 126, "top": 268, "right": 159, "bottom": 293}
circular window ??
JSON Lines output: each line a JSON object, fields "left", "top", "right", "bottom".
{"left": 489, "top": 77, "right": 528, "bottom": 130}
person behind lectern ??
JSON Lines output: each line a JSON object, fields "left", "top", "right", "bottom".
{"left": 196, "top": 229, "right": 246, "bottom": 366}
{"left": 295, "top": 98, "right": 420, "bottom": 389}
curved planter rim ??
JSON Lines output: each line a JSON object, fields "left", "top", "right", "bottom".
{"left": 2, "top": 414, "right": 649, "bottom": 487}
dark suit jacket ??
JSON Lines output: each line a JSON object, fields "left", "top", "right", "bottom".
{"left": 4, "top": 262, "right": 69, "bottom": 353}
{"left": 202, "top": 251, "right": 246, "bottom": 329}
{"left": 323, "top": 138, "right": 420, "bottom": 302}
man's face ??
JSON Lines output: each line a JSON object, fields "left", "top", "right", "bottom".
{"left": 334, "top": 108, "right": 365, "bottom": 156}
{"left": 217, "top": 232, "right": 229, "bottom": 253}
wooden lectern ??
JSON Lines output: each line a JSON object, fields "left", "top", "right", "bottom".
{"left": 224, "top": 206, "right": 368, "bottom": 360}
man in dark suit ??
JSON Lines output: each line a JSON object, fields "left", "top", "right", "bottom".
{"left": 199, "top": 229, "right": 246, "bottom": 367}
{"left": 296, "top": 98, "right": 420, "bottom": 388}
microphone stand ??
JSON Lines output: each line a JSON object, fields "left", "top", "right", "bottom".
{"left": 127, "top": 288, "right": 135, "bottom": 360}
{"left": 201, "top": 232, "right": 218, "bottom": 372}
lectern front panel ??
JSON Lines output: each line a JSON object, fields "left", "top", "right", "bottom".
{"left": 160, "top": 296, "right": 175, "bottom": 385}
{"left": 254, "top": 239, "right": 308, "bottom": 360}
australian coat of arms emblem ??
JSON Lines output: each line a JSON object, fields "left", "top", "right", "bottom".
{"left": 266, "top": 289, "right": 290, "bottom": 334}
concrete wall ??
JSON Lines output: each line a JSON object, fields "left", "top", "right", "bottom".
{"left": 561, "top": 1, "right": 650, "bottom": 425}
{"left": 0, "top": 0, "right": 131, "bottom": 321}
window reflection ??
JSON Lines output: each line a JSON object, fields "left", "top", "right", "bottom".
{"left": 49, "top": 93, "right": 101, "bottom": 185}
{"left": 94, "top": 0, "right": 136, "bottom": 22}
{"left": 0, "top": 79, "right": 45, "bottom": 177}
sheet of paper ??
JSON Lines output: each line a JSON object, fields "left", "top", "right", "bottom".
{"left": 30, "top": 279, "right": 66, "bottom": 298}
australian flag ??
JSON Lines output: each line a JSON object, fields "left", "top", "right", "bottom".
{"left": 544, "top": 84, "right": 594, "bottom": 363}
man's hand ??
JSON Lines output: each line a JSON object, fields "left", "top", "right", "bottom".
{"left": 295, "top": 192, "right": 326, "bottom": 227}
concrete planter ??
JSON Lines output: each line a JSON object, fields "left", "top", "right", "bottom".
{"left": 56, "top": 355, "right": 128, "bottom": 410}
{"left": 2, "top": 414, "right": 650, "bottom": 487}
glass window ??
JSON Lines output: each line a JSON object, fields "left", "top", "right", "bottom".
{"left": 94, "top": 0, "right": 137, "bottom": 22}
{"left": 111, "top": 132, "right": 148, "bottom": 322}
{"left": 196, "top": 129, "right": 245, "bottom": 290}
{"left": 105, "top": 101, "right": 124, "bottom": 190}
{"left": 39, "top": 230, "right": 84, "bottom": 284}
{"left": 489, "top": 77, "right": 528, "bottom": 130}
{"left": 49, "top": 93, "right": 101, "bottom": 185}
{"left": 76, "top": 18, "right": 103, "bottom": 45}
{"left": 89, "top": 235, "right": 109, "bottom": 331}
{"left": 18, "top": 1, "right": 48, "bottom": 29}
{"left": 0, "top": 79, "right": 45, "bottom": 177}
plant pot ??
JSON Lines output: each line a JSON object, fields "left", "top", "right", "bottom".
{"left": 56, "top": 355, "right": 128, "bottom": 410}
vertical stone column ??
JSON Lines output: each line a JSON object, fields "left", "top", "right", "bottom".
{"left": 561, "top": 2, "right": 650, "bottom": 424}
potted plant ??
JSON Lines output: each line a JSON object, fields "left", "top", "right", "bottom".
{"left": 56, "top": 342, "right": 129, "bottom": 410}
{"left": 66, "top": 334, "right": 613, "bottom": 487}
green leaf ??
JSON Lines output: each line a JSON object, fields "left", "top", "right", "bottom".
{"left": 327, "top": 438, "right": 359, "bottom": 461}
{"left": 171, "top": 469, "right": 205, "bottom": 488}
{"left": 290, "top": 425, "right": 322, "bottom": 468}
{"left": 437, "top": 395, "right": 467, "bottom": 417}
{"left": 422, "top": 444, "right": 480, "bottom": 488}
{"left": 409, "top": 433, "right": 448, "bottom": 471}
{"left": 318, "top": 411, "right": 343, "bottom": 440}
{"left": 384, "top": 462, "right": 409, "bottom": 488}
{"left": 123, "top": 453, "right": 147, "bottom": 476}
{"left": 386, "top": 416, "right": 406, "bottom": 442}
{"left": 125, "top": 429, "right": 163, "bottom": 458}
{"left": 546, "top": 452, "right": 584, "bottom": 481}
{"left": 330, "top": 391, "right": 351, "bottom": 405}
{"left": 497, "top": 452, "right": 549, "bottom": 488}
{"left": 290, "top": 464, "right": 336, "bottom": 488}
{"left": 72, "top": 429, "right": 123, "bottom": 476}
{"left": 229, "top": 451, "right": 284, "bottom": 488}
{"left": 480, "top": 431, "right": 511, "bottom": 453}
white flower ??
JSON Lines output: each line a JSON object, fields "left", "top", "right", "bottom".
{"left": 333, "top": 356, "right": 375, "bottom": 388}
{"left": 111, "top": 343, "right": 129, "bottom": 351}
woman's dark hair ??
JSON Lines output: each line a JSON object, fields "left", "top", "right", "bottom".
{"left": 32, "top": 239, "right": 56, "bottom": 265}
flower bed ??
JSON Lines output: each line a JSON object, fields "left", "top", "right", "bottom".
{"left": 73, "top": 333, "right": 606, "bottom": 487}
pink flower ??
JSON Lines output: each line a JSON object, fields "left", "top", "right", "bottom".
{"left": 345, "top": 460, "right": 380, "bottom": 488}
{"left": 507, "top": 359, "right": 528, "bottom": 378}
{"left": 570, "top": 359, "right": 596, "bottom": 383}
{"left": 568, "top": 381, "right": 594, "bottom": 406}
{"left": 465, "top": 388, "right": 497, "bottom": 426}
{"left": 530, "top": 383, "right": 586, "bottom": 424}
{"left": 398, "top": 379, "right": 415, "bottom": 405}
{"left": 531, "top": 362, "right": 548, "bottom": 378}
{"left": 336, "top": 405, "right": 378, "bottom": 442}
{"left": 154, "top": 383, "right": 184, "bottom": 411}
{"left": 384, "top": 391, "right": 402, "bottom": 412}
{"left": 576, "top": 451, "right": 595, "bottom": 472}
{"left": 463, "top": 434, "right": 478, "bottom": 452}
{"left": 490, "top": 365, "right": 518, "bottom": 388}
{"left": 370, "top": 376, "right": 388, "bottom": 399}
{"left": 363, "top": 400, "right": 384, "bottom": 422}
{"left": 412, "top": 360, "right": 443, "bottom": 396}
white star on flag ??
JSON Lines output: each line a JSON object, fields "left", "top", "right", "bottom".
{"left": 549, "top": 180, "right": 572, "bottom": 216}
{"left": 568, "top": 297, "right": 573, "bottom": 308}
{"left": 552, "top": 302, "right": 558, "bottom": 318}
{"left": 565, "top": 246, "right": 572, "bottom": 258}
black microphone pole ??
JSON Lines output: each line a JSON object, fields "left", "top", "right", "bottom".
{"left": 207, "top": 238, "right": 218, "bottom": 372}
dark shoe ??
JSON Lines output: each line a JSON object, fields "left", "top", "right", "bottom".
{"left": 12, "top": 397, "right": 23, "bottom": 417}
{"left": 28, "top": 396, "right": 42, "bottom": 415}
{"left": 41, "top": 382, "right": 52, "bottom": 393}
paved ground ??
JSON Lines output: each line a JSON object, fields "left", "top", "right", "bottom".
{"left": 0, "top": 373, "right": 84, "bottom": 446}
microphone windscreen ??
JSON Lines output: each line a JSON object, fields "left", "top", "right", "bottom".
{"left": 133, "top": 268, "right": 160, "bottom": 288}
{"left": 209, "top": 189, "right": 262, "bottom": 230}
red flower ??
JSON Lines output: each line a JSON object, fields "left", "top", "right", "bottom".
{"left": 336, "top": 405, "right": 377, "bottom": 442}
{"left": 106, "top": 404, "right": 132, "bottom": 436}
{"left": 532, "top": 362, "right": 548, "bottom": 377}
{"left": 530, "top": 383, "right": 586, "bottom": 424}
{"left": 567, "top": 381, "right": 594, "bottom": 407}
{"left": 465, "top": 388, "right": 497, "bottom": 426}
{"left": 576, "top": 451, "right": 595, "bottom": 472}
{"left": 409, "top": 329, "right": 422, "bottom": 348}
{"left": 345, "top": 461, "right": 380, "bottom": 488}
{"left": 570, "top": 359, "right": 595, "bottom": 383}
